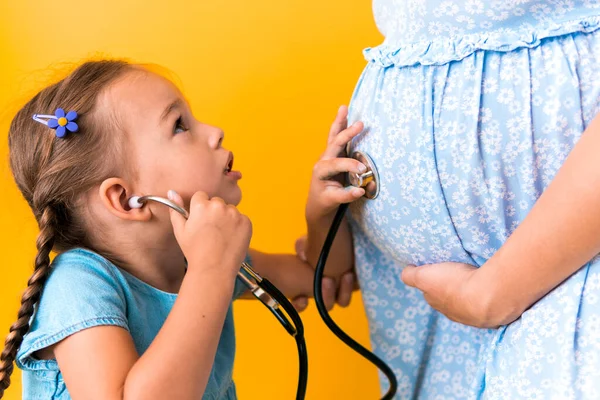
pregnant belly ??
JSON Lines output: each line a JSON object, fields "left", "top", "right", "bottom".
{"left": 345, "top": 43, "right": 595, "bottom": 267}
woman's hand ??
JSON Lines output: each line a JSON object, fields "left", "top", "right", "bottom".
{"left": 401, "top": 262, "right": 502, "bottom": 328}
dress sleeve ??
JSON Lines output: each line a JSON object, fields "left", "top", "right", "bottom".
{"left": 16, "top": 249, "right": 129, "bottom": 371}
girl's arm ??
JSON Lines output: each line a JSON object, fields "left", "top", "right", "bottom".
{"left": 54, "top": 268, "right": 236, "bottom": 400}
{"left": 305, "top": 213, "right": 355, "bottom": 282}
{"left": 304, "top": 106, "right": 366, "bottom": 280}
{"left": 54, "top": 191, "right": 252, "bottom": 399}
{"left": 402, "top": 113, "right": 600, "bottom": 328}
{"left": 242, "top": 247, "right": 355, "bottom": 309}
{"left": 237, "top": 107, "right": 365, "bottom": 311}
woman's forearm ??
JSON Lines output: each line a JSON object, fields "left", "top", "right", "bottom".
{"left": 306, "top": 214, "right": 355, "bottom": 281}
{"left": 474, "top": 114, "right": 600, "bottom": 325}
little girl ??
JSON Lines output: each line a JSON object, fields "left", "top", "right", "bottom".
{"left": 0, "top": 60, "right": 366, "bottom": 399}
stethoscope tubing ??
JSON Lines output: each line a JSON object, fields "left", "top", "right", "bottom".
{"left": 130, "top": 195, "right": 308, "bottom": 399}
{"left": 313, "top": 203, "right": 398, "bottom": 399}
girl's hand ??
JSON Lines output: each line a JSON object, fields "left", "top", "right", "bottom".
{"left": 306, "top": 106, "right": 367, "bottom": 222}
{"left": 169, "top": 190, "right": 252, "bottom": 278}
{"left": 291, "top": 235, "right": 357, "bottom": 312}
{"left": 401, "top": 262, "right": 500, "bottom": 328}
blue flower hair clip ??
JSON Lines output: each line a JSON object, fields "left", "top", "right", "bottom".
{"left": 32, "top": 108, "right": 79, "bottom": 138}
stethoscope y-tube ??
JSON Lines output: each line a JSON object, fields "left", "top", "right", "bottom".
{"left": 313, "top": 151, "right": 398, "bottom": 399}
{"left": 128, "top": 195, "right": 308, "bottom": 400}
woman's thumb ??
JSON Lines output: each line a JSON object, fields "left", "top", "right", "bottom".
{"left": 401, "top": 265, "right": 420, "bottom": 289}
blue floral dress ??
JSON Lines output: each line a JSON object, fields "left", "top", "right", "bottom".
{"left": 346, "top": 1, "right": 600, "bottom": 398}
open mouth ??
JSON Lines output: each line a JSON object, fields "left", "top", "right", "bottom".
{"left": 225, "top": 152, "right": 234, "bottom": 173}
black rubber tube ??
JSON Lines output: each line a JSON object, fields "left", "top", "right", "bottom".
{"left": 260, "top": 278, "right": 308, "bottom": 400}
{"left": 313, "top": 203, "right": 398, "bottom": 399}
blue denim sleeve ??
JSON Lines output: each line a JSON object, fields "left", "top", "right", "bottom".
{"left": 16, "top": 249, "right": 129, "bottom": 372}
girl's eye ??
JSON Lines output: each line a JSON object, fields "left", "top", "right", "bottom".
{"left": 174, "top": 117, "right": 188, "bottom": 134}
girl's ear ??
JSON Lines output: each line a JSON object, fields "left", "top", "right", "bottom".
{"left": 99, "top": 178, "right": 151, "bottom": 221}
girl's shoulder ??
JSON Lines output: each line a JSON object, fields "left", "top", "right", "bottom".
{"left": 51, "top": 247, "right": 125, "bottom": 284}
{"left": 44, "top": 247, "right": 131, "bottom": 307}
{"left": 16, "top": 248, "right": 130, "bottom": 372}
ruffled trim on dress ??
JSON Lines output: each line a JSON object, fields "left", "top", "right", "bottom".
{"left": 364, "top": 14, "right": 600, "bottom": 67}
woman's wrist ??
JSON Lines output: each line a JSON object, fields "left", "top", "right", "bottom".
{"left": 466, "top": 260, "right": 526, "bottom": 328}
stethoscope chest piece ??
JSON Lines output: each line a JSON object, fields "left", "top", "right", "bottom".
{"left": 348, "top": 151, "right": 380, "bottom": 199}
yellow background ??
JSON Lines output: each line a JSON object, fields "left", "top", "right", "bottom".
{"left": 0, "top": 1, "right": 383, "bottom": 399}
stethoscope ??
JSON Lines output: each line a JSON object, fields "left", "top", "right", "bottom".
{"left": 128, "top": 194, "right": 308, "bottom": 398}
{"left": 128, "top": 151, "right": 397, "bottom": 400}
{"left": 313, "top": 151, "right": 397, "bottom": 400}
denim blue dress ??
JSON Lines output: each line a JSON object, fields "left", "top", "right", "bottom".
{"left": 17, "top": 248, "right": 248, "bottom": 399}
{"left": 346, "top": 1, "right": 600, "bottom": 398}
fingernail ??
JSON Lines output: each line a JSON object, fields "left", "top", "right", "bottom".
{"left": 167, "top": 190, "right": 176, "bottom": 200}
{"left": 352, "top": 187, "right": 365, "bottom": 197}
{"left": 299, "top": 252, "right": 307, "bottom": 262}
{"left": 323, "top": 278, "right": 334, "bottom": 289}
{"left": 357, "top": 163, "right": 367, "bottom": 173}
{"left": 344, "top": 273, "right": 354, "bottom": 284}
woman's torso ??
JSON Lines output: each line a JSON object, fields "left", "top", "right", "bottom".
{"left": 347, "top": 1, "right": 600, "bottom": 398}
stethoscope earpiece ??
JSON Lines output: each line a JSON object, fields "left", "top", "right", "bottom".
{"left": 125, "top": 192, "right": 308, "bottom": 398}
{"left": 128, "top": 196, "right": 143, "bottom": 209}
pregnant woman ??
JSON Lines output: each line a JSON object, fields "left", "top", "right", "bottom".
{"left": 344, "top": 1, "right": 600, "bottom": 398}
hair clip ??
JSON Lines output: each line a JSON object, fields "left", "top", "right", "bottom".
{"left": 32, "top": 108, "right": 79, "bottom": 138}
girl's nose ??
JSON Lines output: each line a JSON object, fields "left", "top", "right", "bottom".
{"left": 208, "top": 127, "right": 224, "bottom": 149}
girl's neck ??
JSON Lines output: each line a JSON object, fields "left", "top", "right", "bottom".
{"left": 83, "top": 192, "right": 188, "bottom": 293}
{"left": 99, "top": 236, "right": 187, "bottom": 294}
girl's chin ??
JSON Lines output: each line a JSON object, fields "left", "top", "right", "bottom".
{"left": 223, "top": 187, "right": 242, "bottom": 206}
